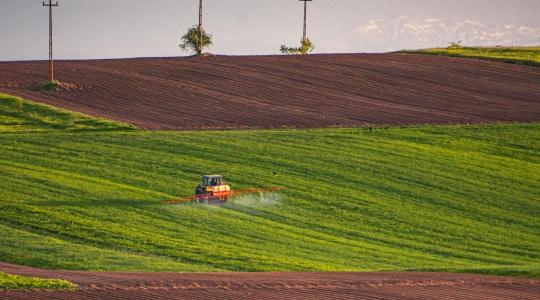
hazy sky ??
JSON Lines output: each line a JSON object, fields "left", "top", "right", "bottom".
{"left": 1, "top": 0, "right": 539, "bottom": 61}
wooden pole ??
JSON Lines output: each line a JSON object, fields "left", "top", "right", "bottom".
{"left": 43, "top": 0, "right": 59, "bottom": 82}
{"left": 300, "top": 0, "right": 312, "bottom": 42}
{"left": 198, "top": 0, "right": 203, "bottom": 55}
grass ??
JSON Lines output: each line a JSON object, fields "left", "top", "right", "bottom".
{"left": 41, "top": 80, "right": 60, "bottom": 91}
{"left": 400, "top": 46, "right": 540, "bottom": 67}
{"left": 0, "top": 272, "right": 76, "bottom": 291}
{"left": 0, "top": 93, "right": 538, "bottom": 278}
{"left": 0, "top": 93, "right": 135, "bottom": 133}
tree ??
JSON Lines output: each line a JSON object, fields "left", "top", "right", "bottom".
{"left": 447, "top": 41, "right": 462, "bottom": 49}
{"left": 280, "top": 38, "right": 315, "bottom": 55}
{"left": 179, "top": 26, "right": 212, "bottom": 56}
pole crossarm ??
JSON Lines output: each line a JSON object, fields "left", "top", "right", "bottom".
{"left": 42, "top": 1, "right": 59, "bottom": 7}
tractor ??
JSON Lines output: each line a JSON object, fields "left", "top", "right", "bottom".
{"left": 195, "top": 175, "right": 231, "bottom": 203}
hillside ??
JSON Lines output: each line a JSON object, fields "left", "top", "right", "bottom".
{"left": 401, "top": 47, "right": 540, "bottom": 67}
{"left": 0, "top": 93, "right": 134, "bottom": 133}
{"left": 1, "top": 54, "right": 539, "bottom": 130}
{"left": 0, "top": 98, "right": 539, "bottom": 276}
{"left": 2, "top": 264, "right": 539, "bottom": 300}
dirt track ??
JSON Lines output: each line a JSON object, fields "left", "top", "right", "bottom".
{"left": 1, "top": 263, "right": 539, "bottom": 300}
{"left": 1, "top": 54, "right": 539, "bottom": 130}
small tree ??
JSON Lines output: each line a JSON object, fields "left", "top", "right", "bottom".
{"left": 179, "top": 26, "right": 212, "bottom": 56}
{"left": 280, "top": 38, "right": 315, "bottom": 55}
{"left": 447, "top": 41, "right": 462, "bottom": 49}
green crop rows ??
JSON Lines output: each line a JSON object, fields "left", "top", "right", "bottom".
{"left": 0, "top": 272, "right": 76, "bottom": 291}
{"left": 400, "top": 47, "right": 540, "bottom": 67}
{"left": 0, "top": 95, "right": 539, "bottom": 277}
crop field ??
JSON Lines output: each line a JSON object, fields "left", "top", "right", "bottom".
{"left": 0, "top": 96, "right": 539, "bottom": 278}
{"left": 1, "top": 54, "right": 539, "bottom": 130}
{"left": 401, "top": 47, "right": 540, "bottom": 67}
{"left": 2, "top": 263, "right": 539, "bottom": 300}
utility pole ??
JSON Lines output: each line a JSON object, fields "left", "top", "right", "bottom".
{"left": 198, "top": 0, "right": 203, "bottom": 55}
{"left": 43, "top": 0, "right": 59, "bottom": 82}
{"left": 300, "top": 0, "right": 312, "bottom": 41}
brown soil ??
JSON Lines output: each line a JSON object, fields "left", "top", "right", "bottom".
{"left": 1, "top": 54, "right": 539, "bottom": 130}
{"left": 1, "top": 263, "right": 539, "bottom": 300}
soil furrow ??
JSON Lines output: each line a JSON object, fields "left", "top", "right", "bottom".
{"left": 1, "top": 54, "right": 538, "bottom": 130}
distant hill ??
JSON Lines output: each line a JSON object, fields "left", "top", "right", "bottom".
{"left": 400, "top": 47, "right": 540, "bottom": 67}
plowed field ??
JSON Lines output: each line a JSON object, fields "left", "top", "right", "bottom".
{"left": 1, "top": 54, "right": 539, "bottom": 130}
{"left": 1, "top": 263, "right": 539, "bottom": 300}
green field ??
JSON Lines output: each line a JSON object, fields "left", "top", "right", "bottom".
{"left": 0, "top": 95, "right": 539, "bottom": 277}
{"left": 400, "top": 47, "right": 540, "bottom": 66}
{"left": 0, "top": 272, "right": 76, "bottom": 291}
{"left": 0, "top": 93, "right": 134, "bottom": 133}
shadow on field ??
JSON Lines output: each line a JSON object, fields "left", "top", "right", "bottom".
{"left": 40, "top": 198, "right": 158, "bottom": 208}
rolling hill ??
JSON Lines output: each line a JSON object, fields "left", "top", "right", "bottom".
{"left": 401, "top": 47, "right": 540, "bottom": 67}
{"left": 0, "top": 95, "right": 539, "bottom": 277}
{"left": 1, "top": 54, "right": 539, "bottom": 130}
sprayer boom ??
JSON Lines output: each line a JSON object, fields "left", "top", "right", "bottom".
{"left": 164, "top": 184, "right": 285, "bottom": 205}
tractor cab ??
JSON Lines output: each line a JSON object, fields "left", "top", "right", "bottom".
{"left": 203, "top": 175, "right": 223, "bottom": 187}
{"left": 195, "top": 175, "right": 231, "bottom": 203}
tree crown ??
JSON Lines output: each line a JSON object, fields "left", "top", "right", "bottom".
{"left": 180, "top": 26, "right": 213, "bottom": 56}
{"left": 280, "top": 38, "right": 315, "bottom": 55}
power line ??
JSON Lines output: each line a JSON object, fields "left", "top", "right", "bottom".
{"left": 43, "top": 0, "right": 59, "bottom": 82}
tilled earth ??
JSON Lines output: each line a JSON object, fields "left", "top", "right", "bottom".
{"left": 1, "top": 263, "right": 539, "bottom": 300}
{"left": 1, "top": 54, "right": 539, "bottom": 130}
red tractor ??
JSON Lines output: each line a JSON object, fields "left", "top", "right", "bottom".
{"left": 195, "top": 175, "right": 231, "bottom": 203}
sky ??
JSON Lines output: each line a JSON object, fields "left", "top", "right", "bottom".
{"left": 1, "top": 0, "right": 539, "bottom": 61}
